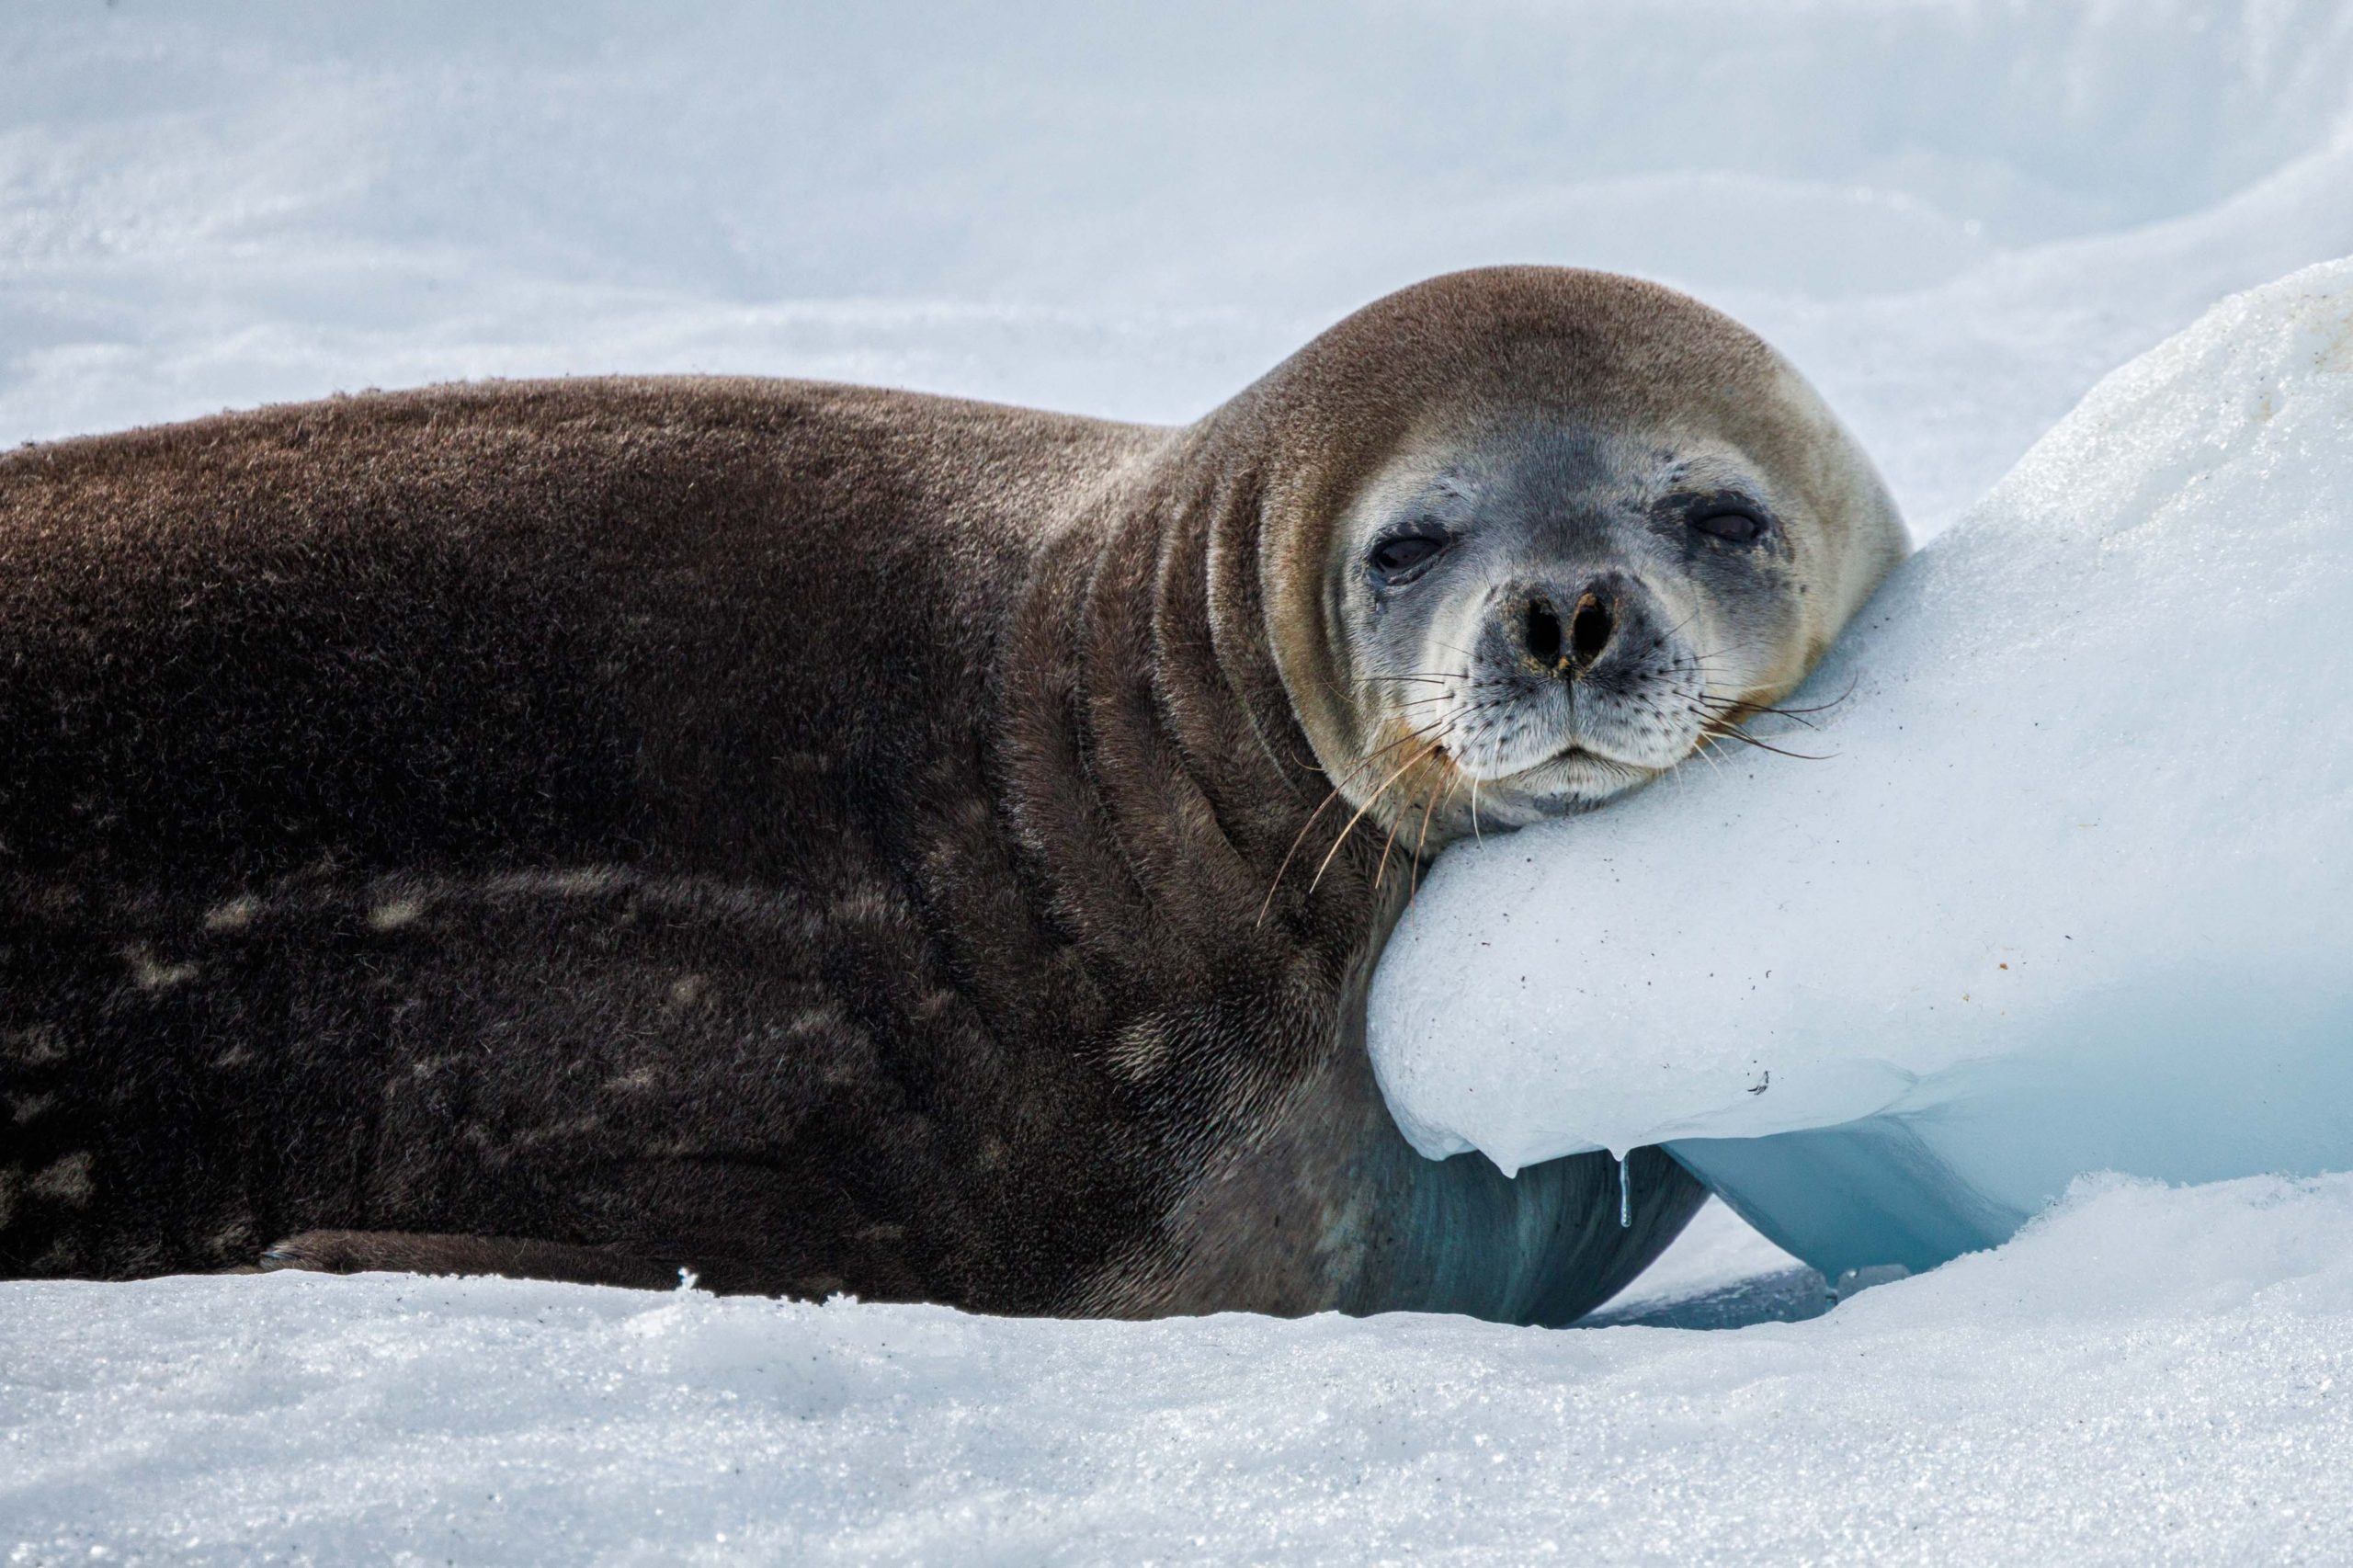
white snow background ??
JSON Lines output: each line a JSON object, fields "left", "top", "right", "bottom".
{"left": 6, "top": 2, "right": 2353, "bottom": 1563}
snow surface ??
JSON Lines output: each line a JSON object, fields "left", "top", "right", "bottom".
{"left": 8, "top": 1, "right": 2353, "bottom": 1561}
{"left": 7, "top": 1175, "right": 2353, "bottom": 1565}
{"left": 8, "top": 1, "right": 2353, "bottom": 539}
{"left": 1370, "top": 260, "right": 2353, "bottom": 1276}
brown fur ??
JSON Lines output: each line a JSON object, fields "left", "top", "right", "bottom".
{"left": 0, "top": 268, "right": 1867, "bottom": 1318}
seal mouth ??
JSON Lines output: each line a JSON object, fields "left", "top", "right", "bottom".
{"left": 1544, "top": 740, "right": 1653, "bottom": 774}
{"left": 1472, "top": 741, "right": 1663, "bottom": 818}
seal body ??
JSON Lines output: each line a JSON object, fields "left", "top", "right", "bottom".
{"left": 0, "top": 268, "right": 1901, "bottom": 1319}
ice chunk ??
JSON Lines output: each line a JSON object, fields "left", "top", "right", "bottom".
{"left": 1369, "top": 259, "right": 2353, "bottom": 1278}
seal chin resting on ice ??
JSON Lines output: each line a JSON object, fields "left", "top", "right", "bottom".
{"left": 0, "top": 267, "right": 1904, "bottom": 1323}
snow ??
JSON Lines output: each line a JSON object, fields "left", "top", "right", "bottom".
{"left": 9, "top": 1, "right": 2353, "bottom": 537}
{"left": 1370, "top": 259, "right": 2353, "bottom": 1276}
{"left": 8, "top": 1, "right": 2353, "bottom": 1559}
{"left": 7, "top": 1174, "right": 2352, "bottom": 1564}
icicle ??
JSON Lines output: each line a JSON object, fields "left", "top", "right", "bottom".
{"left": 1618, "top": 1152, "right": 1631, "bottom": 1228}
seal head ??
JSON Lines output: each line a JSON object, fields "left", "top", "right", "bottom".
{"left": 1251, "top": 269, "right": 1905, "bottom": 835}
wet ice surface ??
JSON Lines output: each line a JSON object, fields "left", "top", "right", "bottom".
{"left": 1577, "top": 1198, "right": 1829, "bottom": 1331}
{"left": 7, "top": 1176, "right": 2353, "bottom": 1565}
{"left": 1372, "top": 260, "right": 2353, "bottom": 1278}
{"left": 8, "top": 1, "right": 2353, "bottom": 1560}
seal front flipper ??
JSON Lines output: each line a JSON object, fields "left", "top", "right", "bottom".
{"left": 257, "top": 1230, "right": 693, "bottom": 1290}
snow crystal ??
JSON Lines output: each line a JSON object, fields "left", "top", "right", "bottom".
{"left": 1370, "top": 259, "right": 2353, "bottom": 1276}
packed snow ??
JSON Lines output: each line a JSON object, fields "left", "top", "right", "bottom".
{"left": 7, "top": 1, "right": 2353, "bottom": 1561}
{"left": 1371, "top": 260, "right": 2353, "bottom": 1276}
{"left": 7, "top": 1175, "right": 2353, "bottom": 1564}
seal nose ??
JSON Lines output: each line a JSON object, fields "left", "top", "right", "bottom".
{"left": 1568, "top": 589, "right": 1616, "bottom": 672}
{"left": 1521, "top": 585, "right": 1618, "bottom": 677}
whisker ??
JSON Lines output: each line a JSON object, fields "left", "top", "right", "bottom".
{"left": 1704, "top": 726, "right": 1836, "bottom": 762}
{"left": 1256, "top": 726, "right": 1440, "bottom": 924}
{"left": 1371, "top": 779, "right": 1415, "bottom": 892}
{"left": 1308, "top": 743, "right": 1444, "bottom": 894}
{"left": 1407, "top": 772, "right": 1457, "bottom": 905}
{"left": 1696, "top": 695, "right": 1824, "bottom": 732}
{"left": 1733, "top": 676, "right": 1859, "bottom": 720}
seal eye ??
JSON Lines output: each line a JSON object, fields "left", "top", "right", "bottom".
{"left": 1370, "top": 531, "right": 1449, "bottom": 584}
{"left": 1692, "top": 507, "right": 1767, "bottom": 544}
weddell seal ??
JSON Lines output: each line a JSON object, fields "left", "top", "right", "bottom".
{"left": 0, "top": 267, "right": 1904, "bottom": 1321}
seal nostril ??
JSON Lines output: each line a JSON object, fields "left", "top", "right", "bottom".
{"left": 1570, "top": 592, "right": 1614, "bottom": 668}
{"left": 1524, "top": 601, "right": 1563, "bottom": 665}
